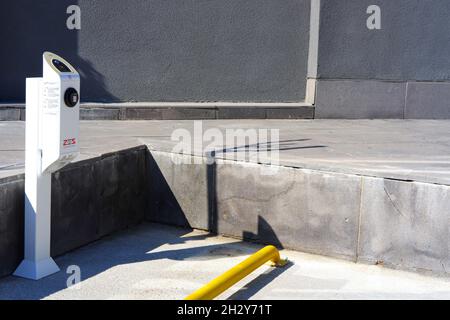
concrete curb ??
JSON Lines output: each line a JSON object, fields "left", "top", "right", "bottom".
{"left": 0, "top": 103, "right": 315, "bottom": 121}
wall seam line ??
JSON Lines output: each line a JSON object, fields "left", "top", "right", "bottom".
{"left": 356, "top": 176, "right": 364, "bottom": 263}
{"left": 403, "top": 81, "right": 409, "bottom": 119}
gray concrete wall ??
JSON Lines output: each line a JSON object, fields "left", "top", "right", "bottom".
{"left": 0, "top": 0, "right": 78, "bottom": 103}
{"left": 4, "top": 1, "right": 450, "bottom": 118}
{"left": 1, "top": 145, "right": 450, "bottom": 278}
{"left": 318, "top": 0, "right": 450, "bottom": 81}
{"left": 146, "top": 151, "right": 450, "bottom": 275}
{"left": 0, "top": 176, "right": 24, "bottom": 277}
{"left": 0, "top": 147, "right": 148, "bottom": 277}
{"left": 315, "top": 0, "right": 450, "bottom": 119}
{"left": 0, "top": 0, "right": 310, "bottom": 103}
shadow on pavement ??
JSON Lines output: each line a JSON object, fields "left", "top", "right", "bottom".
{"left": 0, "top": 223, "right": 274, "bottom": 300}
{"left": 227, "top": 261, "right": 294, "bottom": 300}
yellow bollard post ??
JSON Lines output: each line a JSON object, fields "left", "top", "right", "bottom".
{"left": 185, "top": 245, "right": 288, "bottom": 300}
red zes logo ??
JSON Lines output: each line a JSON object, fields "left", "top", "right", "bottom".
{"left": 63, "top": 138, "right": 77, "bottom": 147}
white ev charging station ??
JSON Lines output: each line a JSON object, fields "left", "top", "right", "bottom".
{"left": 14, "top": 52, "right": 80, "bottom": 280}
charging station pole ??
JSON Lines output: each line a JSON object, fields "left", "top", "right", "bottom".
{"left": 14, "top": 52, "right": 80, "bottom": 280}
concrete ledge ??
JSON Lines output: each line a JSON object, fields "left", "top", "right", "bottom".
{"left": 0, "top": 146, "right": 148, "bottom": 277}
{"left": 0, "top": 103, "right": 315, "bottom": 121}
{"left": 146, "top": 150, "right": 450, "bottom": 276}
{"left": 80, "top": 108, "right": 121, "bottom": 121}
{"left": 0, "top": 108, "right": 21, "bottom": 121}
{"left": 146, "top": 151, "right": 209, "bottom": 230}
{"left": 145, "top": 152, "right": 363, "bottom": 260}
{"left": 405, "top": 82, "right": 450, "bottom": 119}
{"left": 84, "top": 102, "right": 313, "bottom": 108}
{"left": 358, "top": 178, "right": 450, "bottom": 273}
{"left": 1, "top": 145, "right": 449, "bottom": 278}
{"left": 315, "top": 80, "right": 406, "bottom": 119}
{"left": 215, "top": 160, "right": 361, "bottom": 260}
{"left": 315, "top": 79, "right": 450, "bottom": 119}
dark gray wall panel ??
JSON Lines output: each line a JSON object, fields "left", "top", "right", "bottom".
{"left": 318, "top": 0, "right": 450, "bottom": 81}
{"left": 0, "top": 0, "right": 310, "bottom": 103}
{"left": 0, "top": 0, "right": 78, "bottom": 103}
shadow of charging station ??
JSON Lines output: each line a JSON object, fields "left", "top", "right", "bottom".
{"left": 14, "top": 52, "right": 80, "bottom": 280}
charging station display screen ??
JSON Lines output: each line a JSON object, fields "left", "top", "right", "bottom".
{"left": 52, "top": 59, "right": 71, "bottom": 73}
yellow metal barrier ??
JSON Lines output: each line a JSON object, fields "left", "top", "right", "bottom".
{"left": 185, "top": 245, "right": 288, "bottom": 300}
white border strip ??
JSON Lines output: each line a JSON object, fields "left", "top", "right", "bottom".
{"left": 306, "top": 0, "right": 321, "bottom": 105}
{"left": 78, "top": 102, "right": 313, "bottom": 109}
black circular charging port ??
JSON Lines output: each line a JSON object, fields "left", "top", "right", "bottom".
{"left": 64, "top": 88, "right": 79, "bottom": 108}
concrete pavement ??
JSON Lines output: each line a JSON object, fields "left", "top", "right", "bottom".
{"left": 2, "top": 120, "right": 450, "bottom": 184}
{"left": 0, "top": 223, "right": 449, "bottom": 300}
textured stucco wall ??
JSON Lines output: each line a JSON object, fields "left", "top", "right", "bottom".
{"left": 318, "top": 0, "right": 450, "bottom": 81}
{"left": 0, "top": 0, "right": 78, "bottom": 103}
{"left": 315, "top": 0, "right": 450, "bottom": 119}
{"left": 0, "top": 0, "right": 310, "bottom": 103}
